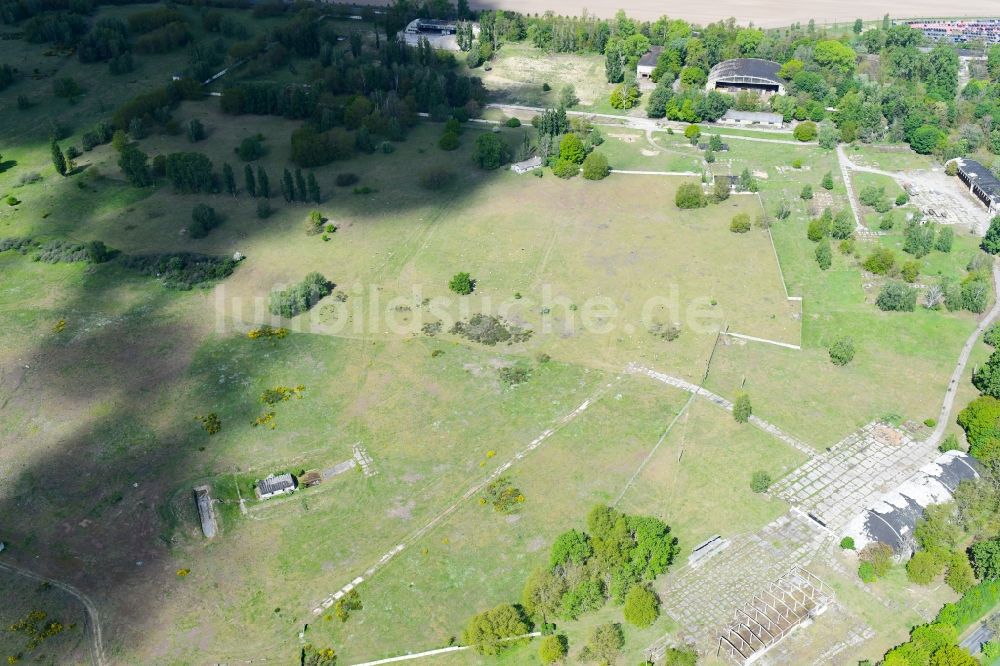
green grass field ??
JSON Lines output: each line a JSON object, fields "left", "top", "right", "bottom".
{"left": 466, "top": 43, "right": 609, "bottom": 109}
{"left": 0, "top": 570, "right": 91, "bottom": 664}
{"left": 0, "top": 12, "right": 995, "bottom": 664}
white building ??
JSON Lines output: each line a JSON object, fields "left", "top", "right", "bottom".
{"left": 719, "top": 109, "right": 784, "bottom": 128}
{"left": 256, "top": 473, "right": 296, "bottom": 500}
{"left": 510, "top": 156, "right": 543, "bottom": 174}
{"left": 841, "top": 450, "right": 980, "bottom": 556}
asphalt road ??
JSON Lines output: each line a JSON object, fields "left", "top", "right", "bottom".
{"left": 961, "top": 619, "right": 995, "bottom": 655}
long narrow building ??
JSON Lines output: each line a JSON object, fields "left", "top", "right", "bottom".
{"left": 954, "top": 158, "right": 1000, "bottom": 215}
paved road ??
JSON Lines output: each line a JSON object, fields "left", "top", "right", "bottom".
{"left": 930, "top": 263, "right": 1000, "bottom": 447}
{"left": 483, "top": 102, "right": 809, "bottom": 145}
{"left": 0, "top": 560, "right": 106, "bottom": 666}
{"left": 961, "top": 621, "right": 993, "bottom": 655}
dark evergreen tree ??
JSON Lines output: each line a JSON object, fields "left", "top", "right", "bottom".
{"left": 281, "top": 168, "right": 294, "bottom": 202}
{"left": 307, "top": 172, "right": 321, "bottom": 203}
{"left": 118, "top": 145, "right": 152, "bottom": 187}
{"left": 164, "top": 152, "right": 214, "bottom": 193}
{"left": 223, "top": 163, "right": 236, "bottom": 197}
{"left": 51, "top": 138, "right": 67, "bottom": 176}
{"left": 244, "top": 164, "right": 256, "bottom": 197}
{"left": 294, "top": 168, "right": 307, "bottom": 201}
{"left": 257, "top": 166, "right": 270, "bottom": 199}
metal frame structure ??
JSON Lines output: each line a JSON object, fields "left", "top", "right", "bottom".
{"left": 706, "top": 59, "right": 786, "bottom": 95}
{"left": 717, "top": 568, "right": 833, "bottom": 664}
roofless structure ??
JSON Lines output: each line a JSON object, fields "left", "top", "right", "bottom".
{"left": 706, "top": 59, "right": 785, "bottom": 96}
{"left": 717, "top": 568, "right": 832, "bottom": 664}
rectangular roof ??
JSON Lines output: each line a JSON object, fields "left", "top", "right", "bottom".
{"left": 512, "top": 156, "right": 542, "bottom": 169}
{"left": 638, "top": 46, "right": 663, "bottom": 68}
{"left": 958, "top": 158, "right": 1000, "bottom": 198}
{"left": 722, "top": 110, "right": 783, "bottom": 123}
{"left": 258, "top": 473, "right": 295, "bottom": 495}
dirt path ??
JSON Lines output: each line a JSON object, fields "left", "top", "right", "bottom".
{"left": 0, "top": 560, "right": 106, "bottom": 666}
{"left": 626, "top": 363, "right": 816, "bottom": 457}
{"left": 348, "top": 632, "right": 541, "bottom": 666}
{"left": 311, "top": 377, "right": 620, "bottom": 615}
{"left": 836, "top": 143, "right": 867, "bottom": 232}
{"left": 484, "top": 102, "right": 803, "bottom": 144}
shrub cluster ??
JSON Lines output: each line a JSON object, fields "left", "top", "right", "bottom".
{"left": 450, "top": 314, "right": 532, "bottom": 346}
{"left": 187, "top": 204, "right": 220, "bottom": 239}
{"left": 268, "top": 272, "right": 331, "bottom": 317}
{"left": 121, "top": 253, "right": 238, "bottom": 290}
{"left": 34, "top": 239, "right": 112, "bottom": 264}
{"left": 480, "top": 476, "right": 525, "bottom": 513}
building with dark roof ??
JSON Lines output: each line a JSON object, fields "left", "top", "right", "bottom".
{"left": 842, "top": 450, "right": 980, "bottom": 556}
{"left": 193, "top": 485, "right": 217, "bottom": 538}
{"left": 955, "top": 158, "right": 1000, "bottom": 214}
{"left": 256, "top": 473, "right": 296, "bottom": 500}
{"left": 636, "top": 46, "right": 663, "bottom": 80}
{"left": 405, "top": 18, "right": 457, "bottom": 34}
{"left": 706, "top": 59, "right": 785, "bottom": 96}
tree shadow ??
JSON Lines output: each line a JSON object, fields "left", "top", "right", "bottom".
{"left": 0, "top": 98, "right": 539, "bottom": 664}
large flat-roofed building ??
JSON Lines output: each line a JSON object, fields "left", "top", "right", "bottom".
{"left": 405, "top": 18, "right": 457, "bottom": 35}
{"left": 193, "top": 485, "right": 217, "bottom": 538}
{"left": 955, "top": 158, "right": 1000, "bottom": 214}
{"left": 842, "top": 450, "right": 980, "bottom": 556}
{"left": 720, "top": 109, "right": 783, "bottom": 128}
{"left": 636, "top": 46, "right": 663, "bottom": 80}
{"left": 706, "top": 58, "right": 785, "bottom": 96}
{"left": 400, "top": 18, "right": 476, "bottom": 51}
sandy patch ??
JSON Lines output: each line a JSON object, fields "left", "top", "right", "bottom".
{"left": 387, "top": 499, "right": 416, "bottom": 520}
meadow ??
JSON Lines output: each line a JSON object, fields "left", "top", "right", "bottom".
{"left": 0, "top": 7, "right": 994, "bottom": 664}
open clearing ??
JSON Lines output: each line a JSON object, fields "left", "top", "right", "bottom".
{"left": 0, "top": 7, "right": 996, "bottom": 664}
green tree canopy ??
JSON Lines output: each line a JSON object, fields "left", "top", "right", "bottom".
{"left": 550, "top": 528, "right": 593, "bottom": 568}
{"left": 538, "top": 634, "right": 568, "bottom": 664}
{"left": 733, "top": 393, "right": 751, "bottom": 423}
{"left": 472, "top": 133, "right": 511, "bottom": 170}
{"left": 814, "top": 39, "right": 857, "bottom": 73}
{"left": 462, "top": 604, "right": 531, "bottom": 655}
{"left": 559, "top": 133, "right": 585, "bottom": 163}
{"left": 675, "top": 181, "right": 705, "bottom": 209}
{"left": 906, "top": 551, "right": 945, "bottom": 585}
{"left": 958, "top": 395, "right": 1000, "bottom": 457}
{"left": 449, "top": 271, "right": 474, "bottom": 295}
{"left": 974, "top": 350, "right": 1000, "bottom": 399}
{"left": 622, "top": 585, "right": 659, "bottom": 628}
{"left": 582, "top": 151, "right": 610, "bottom": 180}
{"left": 971, "top": 537, "right": 1000, "bottom": 580}
{"left": 581, "top": 622, "right": 624, "bottom": 664}
{"left": 983, "top": 216, "right": 1000, "bottom": 254}
{"left": 829, "top": 336, "right": 855, "bottom": 365}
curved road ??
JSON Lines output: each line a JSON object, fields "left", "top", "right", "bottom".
{"left": 930, "top": 262, "right": 1000, "bottom": 447}
{"left": 483, "top": 102, "right": 813, "bottom": 145}
{"left": 0, "top": 560, "right": 106, "bottom": 666}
